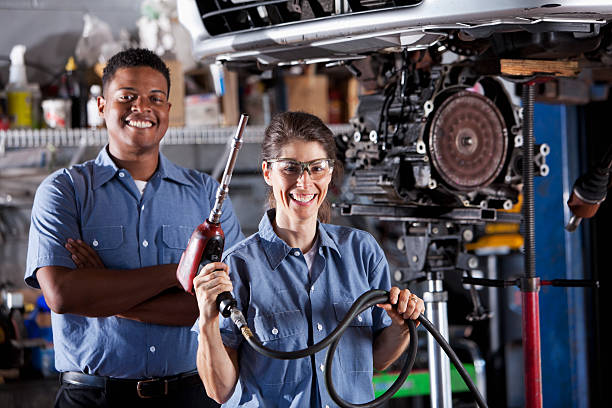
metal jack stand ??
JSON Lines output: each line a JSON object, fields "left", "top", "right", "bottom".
{"left": 402, "top": 227, "right": 457, "bottom": 408}
{"left": 421, "top": 239, "right": 495, "bottom": 408}
{"left": 420, "top": 245, "right": 489, "bottom": 408}
{"left": 339, "top": 204, "right": 522, "bottom": 407}
{"left": 424, "top": 270, "right": 452, "bottom": 408}
{"left": 394, "top": 214, "right": 516, "bottom": 408}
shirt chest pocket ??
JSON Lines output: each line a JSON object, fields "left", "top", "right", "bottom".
{"left": 252, "top": 310, "right": 306, "bottom": 345}
{"left": 247, "top": 310, "right": 309, "bottom": 388}
{"left": 161, "top": 225, "right": 193, "bottom": 264}
{"left": 82, "top": 226, "right": 124, "bottom": 250}
{"left": 333, "top": 301, "right": 373, "bottom": 327}
{"left": 81, "top": 226, "right": 125, "bottom": 268}
{"left": 333, "top": 301, "right": 375, "bottom": 373}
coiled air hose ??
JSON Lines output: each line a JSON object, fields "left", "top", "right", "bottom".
{"left": 228, "top": 289, "right": 488, "bottom": 408}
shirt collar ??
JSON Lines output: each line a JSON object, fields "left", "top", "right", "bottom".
{"left": 317, "top": 219, "right": 340, "bottom": 255}
{"left": 258, "top": 209, "right": 341, "bottom": 270}
{"left": 92, "top": 147, "right": 119, "bottom": 189}
{"left": 92, "top": 146, "right": 191, "bottom": 189}
{"left": 157, "top": 151, "right": 192, "bottom": 186}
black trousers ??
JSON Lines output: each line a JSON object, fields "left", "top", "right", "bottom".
{"left": 55, "top": 373, "right": 220, "bottom": 408}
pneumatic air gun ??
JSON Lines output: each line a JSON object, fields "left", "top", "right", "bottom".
{"left": 176, "top": 114, "right": 248, "bottom": 317}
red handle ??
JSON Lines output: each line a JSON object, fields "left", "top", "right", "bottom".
{"left": 176, "top": 221, "right": 224, "bottom": 292}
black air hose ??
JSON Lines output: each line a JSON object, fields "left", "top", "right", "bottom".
{"left": 230, "top": 289, "right": 488, "bottom": 408}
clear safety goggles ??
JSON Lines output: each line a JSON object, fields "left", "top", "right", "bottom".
{"left": 266, "top": 158, "right": 335, "bottom": 180}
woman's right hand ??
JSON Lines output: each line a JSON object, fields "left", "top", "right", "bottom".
{"left": 193, "top": 262, "right": 233, "bottom": 326}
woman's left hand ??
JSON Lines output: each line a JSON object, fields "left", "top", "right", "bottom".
{"left": 377, "top": 287, "right": 425, "bottom": 328}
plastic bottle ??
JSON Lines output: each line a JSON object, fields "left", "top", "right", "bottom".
{"left": 58, "top": 57, "right": 87, "bottom": 128}
{"left": 5, "top": 44, "right": 37, "bottom": 129}
{"left": 87, "top": 84, "right": 104, "bottom": 128}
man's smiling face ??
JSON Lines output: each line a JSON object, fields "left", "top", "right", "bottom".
{"left": 98, "top": 66, "right": 171, "bottom": 158}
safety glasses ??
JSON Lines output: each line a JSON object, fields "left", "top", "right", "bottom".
{"left": 267, "top": 158, "right": 334, "bottom": 180}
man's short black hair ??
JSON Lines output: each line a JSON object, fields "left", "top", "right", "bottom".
{"left": 102, "top": 48, "right": 171, "bottom": 95}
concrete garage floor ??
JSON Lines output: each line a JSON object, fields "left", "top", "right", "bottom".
{"left": 0, "top": 378, "right": 58, "bottom": 408}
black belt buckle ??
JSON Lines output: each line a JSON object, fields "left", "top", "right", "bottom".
{"left": 136, "top": 378, "right": 168, "bottom": 398}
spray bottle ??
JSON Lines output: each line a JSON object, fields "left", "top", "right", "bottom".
{"left": 6, "top": 45, "right": 32, "bottom": 128}
{"left": 5, "top": 45, "right": 40, "bottom": 129}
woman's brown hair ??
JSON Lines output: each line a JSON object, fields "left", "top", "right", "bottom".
{"left": 262, "top": 111, "right": 343, "bottom": 223}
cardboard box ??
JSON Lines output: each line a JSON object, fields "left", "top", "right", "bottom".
{"left": 185, "top": 94, "right": 220, "bottom": 127}
{"left": 285, "top": 68, "right": 329, "bottom": 123}
{"left": 346, "top": 77, "right": 360, "bottom": 121}
{"left": 221, "top": 68, "right": 240, "bottom": 126}
{"left": 164, "top": 60, "right": 185, "bottom": 127}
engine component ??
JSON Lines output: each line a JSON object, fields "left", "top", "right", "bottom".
{"left": 341, "top": 57, "right": 538, "bottom": 210}
{"left": 428, "top": 90, "right": 508, "bottom": 191}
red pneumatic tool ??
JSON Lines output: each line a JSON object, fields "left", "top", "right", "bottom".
{"left": 177, "top": 114, "right": 248, "bottom": 317}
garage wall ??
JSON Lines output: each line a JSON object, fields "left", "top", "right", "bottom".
{"left": 0, "top": 1, "right": 144, "bottom": 291}
{"left": 0, "top": 0, "right": 270, "bottom": 291}
{"left": 0, "top": 0, "right": 143, "bottom": 85}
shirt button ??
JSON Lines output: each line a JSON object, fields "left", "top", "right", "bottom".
{"left": 92, "top": 240, "right": 99, "bottom": 247}
{"left": 310, "top": 284, "right": 315, "bottom": 292}
{"left": 142, "top": 240, "right": 149, "bottom": 247}
{"left": 141, "top": 204, "right": 145, "bottom": 211}
{"left": 317, "top": 323, "right": 323, "bottom": 331}
{"left": 294, "top": 251, "right": 300, "bottom": 256}
{"left": 319, "top": 364, "right": 325, "bottom": 372}
{"left": 118, "top": 172, "right": 125, "bottom": 178}
{"left": 272, "top": 327, "right": 278, "bottom": 335}
{"left": 357, "top": 315, "right": 363, "bottom": 322}
{"left": 149, "top": 346, "right": 155, "bottom": 353}
{"left": 325, "top": 405, "right": 330, "bottom": 408}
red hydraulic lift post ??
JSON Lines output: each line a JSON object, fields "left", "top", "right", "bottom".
{"left": 520, "top": 82, "right": 543, "bottom": 408}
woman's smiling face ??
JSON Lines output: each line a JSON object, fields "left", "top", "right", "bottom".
{"left": 263, "top": 140, "right": 333, "bottom": 225}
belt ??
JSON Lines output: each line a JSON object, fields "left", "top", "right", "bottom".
{"left": 61, "top": 371, "right": 201, "bottom": 399}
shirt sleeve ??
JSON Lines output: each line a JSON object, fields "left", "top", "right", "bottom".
{"left": 25, "top": 171, "right": 80, "bottom": 288}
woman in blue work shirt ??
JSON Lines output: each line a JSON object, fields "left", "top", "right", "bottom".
{"left": 194, "top": 111, "right": 425, "bottom": 407}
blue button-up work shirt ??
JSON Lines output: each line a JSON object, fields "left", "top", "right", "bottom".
{"left": 25, "top": 147, "right": 243, "bottom": 379}
{"left": 218, "top": 210, "right": 392, "bottom": 407}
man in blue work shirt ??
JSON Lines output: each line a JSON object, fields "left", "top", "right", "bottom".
{"left": 25, "top": 48, "right": 243, "bottom": 407}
